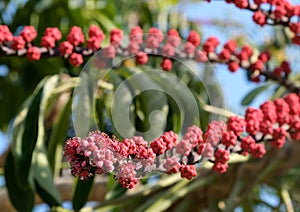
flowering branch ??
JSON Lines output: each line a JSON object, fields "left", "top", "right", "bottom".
{"left": 64, "top": 92, "right": 300, "bottom": 189}
{"left": 0, "top": 25, "right": 299, "bottom": 93}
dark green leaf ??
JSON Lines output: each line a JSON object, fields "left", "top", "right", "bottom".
{"left": 15, "top": 87, "right": 43, "bottom": 186}
{"left": 4, "top": 152, "right": 35, "bottom": 212}
{"left": 95, "top": 97, "right": 106, "bottom": 131}
{"left": 72, "top": 176, "right": 95, "bottom": 211}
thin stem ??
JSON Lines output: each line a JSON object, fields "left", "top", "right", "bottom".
{"left": 281, "top": 187, "right": 295, "bottom": 212}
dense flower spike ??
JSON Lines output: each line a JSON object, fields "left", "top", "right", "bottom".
{"left": 227, "top": 116, "right": 246, "bottom": 136}
{"left": 64, "top": 91, "right": 300, "bottom": 188}
{"left": 167, "top": 29, "right": 180, "bottom": 47}
{"left": 253, "top": 11, "right": 266, "bottom": 27}
{"left": 115, "top": 163, "right": 139, "bottom": 189}
{"left": 88, "top": 25, "right": 105, "bottom": 41}
{"left": 0, "top": 24, "right": 299, "bottom": 94}
{"left": 245, "top": 107, "right": 263, "bottom": 135}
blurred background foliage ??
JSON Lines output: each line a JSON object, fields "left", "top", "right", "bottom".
{"left": 0, "top": 0, "right": 299, "bottom": 211}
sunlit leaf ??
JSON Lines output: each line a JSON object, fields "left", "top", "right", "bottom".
{"left": 241, "top": 83, "right": 271, "bottom": 106}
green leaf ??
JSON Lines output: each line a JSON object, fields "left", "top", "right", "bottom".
{"left": 271, "top": 85, "right": 286, "bottom": 100}
{"left": 241, "top": 83, "right": 271, "bottom": 106}
{"left": 105, "top": 183, "right": 127, "bottom": 201}
{"left": 120, "top": 67, "right": 169, "bottom": 140}
{"left": 14, "top": 87, "right": 43, "bottom": 187}
{"left": 105, "top": 174, "right": 127, "bottom": 201}
{"left": 108, "top": 71, "right": 136, "bottom": 138}
{"left": 95, "top": 97, "right": 106, "bottom": 131}
{"left": 48, "top": 97, "right": 72, "bottom": 174}
{"left": 33, "top": 146, "right": 62, "bottom": 206}
{"left": 4, "top": 152, "right": 35, "bottom": 212}
{"left": 73, "top": 72, "right": 95, "bottom": 137}
{"left": 32, "top": 75, "right": 62, "bottom": 207}
{"left": 148, "top": 69, "right": 201, "bottom": 135}
{"left": 72, "top": 176, "right": 95, "bottom": 211}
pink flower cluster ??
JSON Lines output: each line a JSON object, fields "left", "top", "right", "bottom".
{"left": 64, "top": 92, "right": 300, "bottom": 188}
{"left": 64, "top": 131, "right": 118, "bottom": 180}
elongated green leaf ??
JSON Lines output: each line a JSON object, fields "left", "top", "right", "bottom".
{"left": 148, "top": 69, "right": 201, "bottom": 135}
{"left": 120, "top": 67, "right": 168, "bottom": 140}
{"left": 9, "top": 75, "right": 62, "bottom": 210}
{"left": 73, "top": 72, "right": 94, "bottom": 137}
{"left": 72, "top": 176, "right": 95, "bottom": 211}
{"left": 241, "top": 83, "right": 271, "bottom": 106}
{"left": 108, "top": 71, "right": 136, "bottom": 138}
{"left": 95, "top": 98, "right": 106, "bottom": 131}
{"left": 33, "top": 146, "right": 62, "bottom": 206}
{"left": 31, "top": 76, "right": 62, "bottom": 206}
{"left": 11, "top": 76, "right": 58, "bottom": 187}
{"left": 15, "top": 87, "right": 43, "bottom": 187}
{"left": 4, "top": 152, "right": 35, "bottom": 212}
{"left": 271, "top": 85, "right": 286, "bottom": 100}
{"left": 48, "top": 97, "right": 72, "bottom": 173}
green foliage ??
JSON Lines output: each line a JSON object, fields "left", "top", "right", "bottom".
{"left": 72, "top": 176, "right": 95, "bottom": 211}
{"left": 241, "top": 83, "right": 271, "bottom": 106}
{"left": 4, "top": 152, "right": 35, "bottom": 212}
